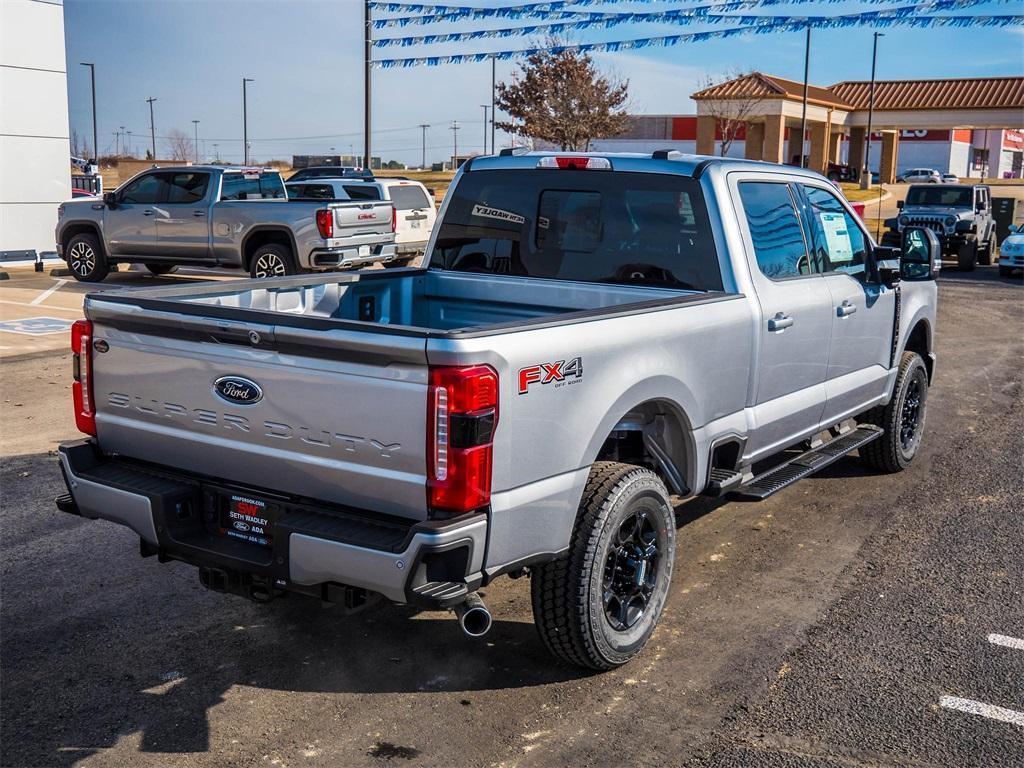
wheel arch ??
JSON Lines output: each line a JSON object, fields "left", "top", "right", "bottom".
{"left": 240, "top": 226, "right": 298, "bottom": 271}
{"left": 60, "top": 221, "right": 108, "bottom": 259}
{"left": 902, "top": 316, "right": 934, "bottom": 382}
{"left": 584, "top": 383, "right": 699, "bottom": 497}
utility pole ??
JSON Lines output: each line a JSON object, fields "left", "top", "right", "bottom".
{"left": 364, "top": 0, "right": 372, "bottom": 171}
{"left": 861, "top": 32, "right": 884, "bottom": 189}
{"left": 113, "top": 131, "right": 119, "bottom": 157}
{"left": 491, "top": 54, "right": 497, "bottom": 155}
{"left": 213, "top": 143, "right": 219, "bottom": 163}
{"left": 146, "top": 97, "right": 157, "bottom": 160}
{"left": 119, "top": 125, "right": 125, "bottom": 156}
{"left": 451, "top": 121, "right": 460, "bottom": 170}
{"left": 799, "top": 25, "right": 810, "bottom": 168}
{"left": 192, "top": 119, "right": 200, "bottom": 163}
{"left": 419, "top": 124, "right": 430, "bottom": 169}
{"left": 126, "top": 130, "right": 132, "bottom": 157}
{"left": 80, "top": 63, "right": 97, "bottom": 162}
{"left": 242, "top": 77, "right": 254, "bottom": 165}
{"left": 480, "top": 105, "right": 489, "bottom": 154}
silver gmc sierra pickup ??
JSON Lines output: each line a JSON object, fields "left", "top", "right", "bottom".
{"left": 56, "top": 152, "right": 940, "bottom": 670}
{"left": 55, "top": 165, "right": 397, "bottom": 281}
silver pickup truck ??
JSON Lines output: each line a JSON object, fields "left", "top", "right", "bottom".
{"left": 55, "top": 165, "right": 397, "bottom": 281}
{"left": 56, "top": 152, "right": 940, "bottom": 670}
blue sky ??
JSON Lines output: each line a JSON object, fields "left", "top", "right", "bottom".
{"left": 63, "top": 0, "right": 1024, "bottom": 166}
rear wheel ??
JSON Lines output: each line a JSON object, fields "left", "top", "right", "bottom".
{"left": 65, "top": 232, "right": 110, "bottom": 282}
{"left": 860, "top": 351, "right": 929, "bottom": 473}
{"left": 144, "top": 263, "right": 178, "bottom": 276}
{"left": 249, "top": 244, "right": 298, "bottom": 279}
{"left": 531, "top": 462, "right": 675, "bottom": 670}
{"left": 977, "top": 238, "right": 994, "bottom": 266}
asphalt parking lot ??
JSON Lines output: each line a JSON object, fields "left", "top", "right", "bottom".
{"left": 1, "top": 266, "right": 1022, "bottom": 767}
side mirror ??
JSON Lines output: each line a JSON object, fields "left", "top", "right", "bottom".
{"left": 103, "top": 191, "right": 118, "bottom": 208}
{"left": 900, "top": 226, "right": 940, "bottom": 281}
{"left": 896, "top": 200, "right": 904, "bottom": 210}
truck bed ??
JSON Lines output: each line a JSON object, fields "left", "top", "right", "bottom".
{"left": 88, "top": 268, "right": 708, "bottom": 337}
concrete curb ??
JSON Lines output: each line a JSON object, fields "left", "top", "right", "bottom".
{"left": 49, "top": 268, "right": 73, "bottom": 277}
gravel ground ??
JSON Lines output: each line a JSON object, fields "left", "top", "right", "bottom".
{"left": 1, "top": 268, "right": 1021, "bottom": 768}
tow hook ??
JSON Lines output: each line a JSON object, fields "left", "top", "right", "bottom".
{"left": 453, "top": 592, "right": 492, "bottom": 637}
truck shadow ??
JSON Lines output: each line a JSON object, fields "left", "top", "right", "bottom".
{"left": 0, "top": 452, "right": 587, "bottom": 765}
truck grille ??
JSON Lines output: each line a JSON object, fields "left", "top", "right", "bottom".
{"left": 902, "top": 216, "right": 947, "bottom": 233}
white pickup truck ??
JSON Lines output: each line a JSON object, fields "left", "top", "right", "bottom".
{"left": 55, "top": 165, "right": 398, "bottom": 280}
{"left": 56, "top": 151, "right": 940, "bottom": 670}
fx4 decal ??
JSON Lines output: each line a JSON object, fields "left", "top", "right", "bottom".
{"left": 518, "top": 357, "right": 583, "bottom": 394}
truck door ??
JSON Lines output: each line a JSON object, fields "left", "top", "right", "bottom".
{"left": 734, "top": 179, "right": 832, "bottom": 458}
{"left": 153, "top": 171, "right": 214, "bottom": 261}
{"left": 798, "top": 183, "right": 896, "bottom": 424}
{"left": 105, "top": 172, "right": 163, "bottom": 256}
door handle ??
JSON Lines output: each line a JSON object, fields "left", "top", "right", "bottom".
{"left": 193, "top": 210, "right": 206, "bottom": 217}
{"left": 768, "top": 312, "right": 794, "bottom": 331}
{"left": 142, "top": 209, "right": 155, "bottom": 216}
{"left": 837, "top": 301, "right": 858, "bottom": 317}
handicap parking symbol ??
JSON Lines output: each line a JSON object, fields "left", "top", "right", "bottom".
{"left": 0, "top": 317, "right": 74, "bottom": 336}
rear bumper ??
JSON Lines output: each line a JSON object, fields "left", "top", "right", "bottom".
{"left": 304, "top": 242, "right": 397, "bottom": 270}
{"left": 394, "top": 240, "right": 429, "bottom": 256}
{"left": 56, "top": 440, "right": 485, "bottom": 606}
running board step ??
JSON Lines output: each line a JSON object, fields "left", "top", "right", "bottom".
{"left": 410, "top": 580, "right": 469, "bottom": 608}
{"left": 704, "top": 467, "right": 745, "bottom": 497}
{"left": 730, "top": 425, "right": 883, "bottom": 501}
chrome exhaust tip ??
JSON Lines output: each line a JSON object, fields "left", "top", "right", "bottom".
{"left": 453, "top": 592, "right": 492, "bottom": 638}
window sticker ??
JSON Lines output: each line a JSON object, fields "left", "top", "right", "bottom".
{"left": 819, "top": 211, "right": 854, "bottom": 264}
{"left": 471, "top": 204, "right": 525, "bottom": 226}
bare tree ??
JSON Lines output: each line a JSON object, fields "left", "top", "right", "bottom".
{"left": 495, "top": 42, "right": 629, "bottom": 151}
{"left": 166, "top": 129, "right": 192, "bottom": 161}
{"left": 695, "top": 70, "right": 765, "bottom": 157}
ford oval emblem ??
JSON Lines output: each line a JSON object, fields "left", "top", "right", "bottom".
{"left": 213, "top": 376, "right": 263, "bottom": 406}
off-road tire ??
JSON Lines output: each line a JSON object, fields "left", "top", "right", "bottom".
{"left": 249, "top": 244, "right": 299, "bottom": 279}
{"left": 977, "top": 238, "right": 995, "bottom": 266}
{"left": 956, "top": 241, "right": 977, "bottom": 271}
{"left": 144, "top": 263, "right": 178, "bottom": 276}
{"left": 531, "top": 462, "right": 675, "bottom": 670}
{"left": 860, "top": 351, "right": 929, "bottom": 473}
{"left": 65, "top": 232, "right": 110, "bottom": 283}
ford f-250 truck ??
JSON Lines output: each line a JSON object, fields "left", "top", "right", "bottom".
{"left": 56, "top": 151, "right": 940, "bottom": 670}
{"left": 55, "top": 165, "right": 397, "bottom": 281}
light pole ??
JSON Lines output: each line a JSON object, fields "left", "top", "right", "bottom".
{"left": 80, "top": 63, "right": 97, "bottom": 162}
{"left": 798, "top": 25, "right": 810, "bottom": 168}
{"left": 119, "top": 125, "right": 125, "bottom": 156}
{"left": 451, "top": 121, "right": 460, "bottom": 170}
{"left": 419, "top": 124, "right": 430, "bottom": 169}
{"left": 192, "top": 119, "right": 200, "bottom": 164}
{"left": 213, "top": 143, "right": 219, "bottom": 163}
{"left": 364, "top": 0, "right": 372, "bottom": 171}
{"left": 861, "top": 32, "right": 884, "bottom": 189}
{"left": 126, "top": 130, "right": 132, "bottom": 157}
{"left": 242, "top": 77, "right": 254, "bottom": 165}
{"left": 480, "top": 105, "right": 489, "bottom": 154}
{"left": 146, "top": 97, "right": 157, "bottom": 160}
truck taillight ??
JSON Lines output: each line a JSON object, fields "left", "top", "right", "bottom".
{"left": 427, "top": 365, "right": 498, "bottom": 516}
{"left": 536, "top": 156, "right": 612, "bottom": 170}
{"left": 71, "top": 319, "right": 96, "bottom": 436}
{"left": 316, "top": 209, "right": 333, "bottom": 239}
{"left": 391, "top": 205, "right": 397, "bottom": 233}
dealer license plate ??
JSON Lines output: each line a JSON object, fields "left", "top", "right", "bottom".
{"left": 221, "top": 494, "right": 274, "bottom": 547}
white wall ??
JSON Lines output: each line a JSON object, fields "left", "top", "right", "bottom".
{"left": 0, "top": 0, "right": 71, "bottom": 258}
{"left": 949, "top": 141, "right": 972, "bottom": 178}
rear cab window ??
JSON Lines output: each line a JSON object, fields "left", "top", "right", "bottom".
{"left": 429, "top": 169, "right": 722, "bottom": 291}
{"left": 220, "top": 171, "right": 286, "bottom": 200}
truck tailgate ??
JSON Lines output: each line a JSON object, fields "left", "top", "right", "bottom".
{"left": 332, "top": 200, "right": 392, "bottom": 233}
{"left": 85, "top": 299, "right": 429, "bottom": 520}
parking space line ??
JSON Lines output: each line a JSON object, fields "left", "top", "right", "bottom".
{"left": 939, "top": 696, "right": 1024, "bottom": 727}
{"left": 29, "top": 279, "right": 68, "bottom": 305}
{"left": 0, "top": 300, "right": 82, "bottom": 314}
{"left": 988, "top": 633, "right": 1024, "bottom": 651}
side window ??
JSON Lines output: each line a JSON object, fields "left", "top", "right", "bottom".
{"left": 163, "top": 173, "right": 210, "bottom": 204}
{"left": 802, "top": 185, "right": 869, "bottom": 278}
{"left": 343, "top": 185, "right": 382, "bottom": 200}
{"left": 119, "top": 173, "right": 164, "bottom": 204}
{"left": 738, "top": 182, "right": 812, "bottom": 280}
